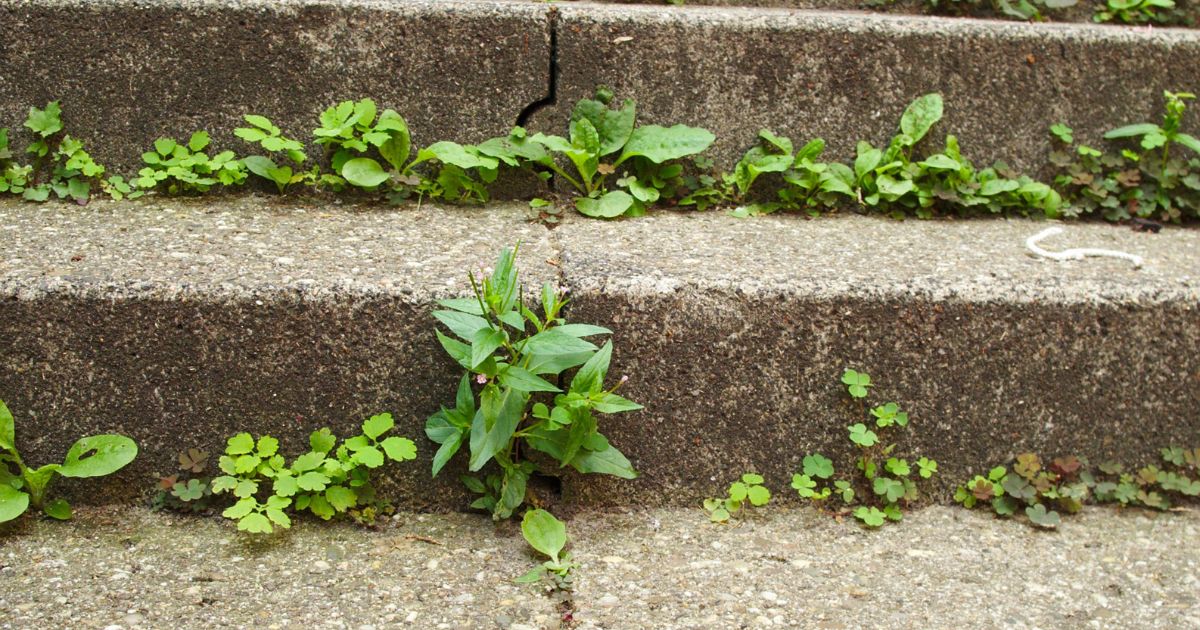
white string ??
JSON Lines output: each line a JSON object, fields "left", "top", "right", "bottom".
{"left": 1025, "top": 227, "right": 1143, "bottom": 269}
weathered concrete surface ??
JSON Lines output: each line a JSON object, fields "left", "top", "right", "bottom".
{"left": 538, "top": 3, "right": 1200, "bottom": 171}
{"left": 0, "top": 197, "right": 556, "bottom": 509}
{"left": 554, "top": 210, "right": 1200, "bottom": 507}
{"left": 1, "top": 506, "right": 1198, "bottom": 629}
{"left": 2, "top": 198, "right": 1198, "bottom": 509}
{"left": 0, "top": 0, "right": 551, "bottom": 174}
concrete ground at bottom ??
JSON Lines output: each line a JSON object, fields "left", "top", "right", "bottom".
{"left": 1, "top": 505, "right": 1198, "bottom": 629}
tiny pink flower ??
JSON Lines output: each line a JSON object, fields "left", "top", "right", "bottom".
{"left": 475, "top": 374, "right": 488, "bottom": 385}
{"left": 620, "top": 375, "right": 629, "bottom": 384}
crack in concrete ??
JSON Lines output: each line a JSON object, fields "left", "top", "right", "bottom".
{"left": 516, "top": 5, "right": 559, "bottom": 129}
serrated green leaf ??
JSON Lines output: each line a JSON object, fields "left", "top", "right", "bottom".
{"left": 380, "top": 436, "right": 417, "bottom": 461}
{"left": 362, "top": 413, "right": 394, "bottom": 440}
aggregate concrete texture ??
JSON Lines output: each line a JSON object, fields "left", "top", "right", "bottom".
{"left": 3, "top": 0, "right": 1200, "bottom": 182}
{"left": 0, "top": 197, "right": 1197, "bottom": 509}
{"left": 540, "top": 2, "right": 1200, "bottom": 171}
{"left": 0, "top": 197, "right": 557, "bottom": 509}
{"left": 0, "top": 0, "right": 552, "bottom": 174}
{"left": 1, "top": 505, "right": 1198, "bottom": 629}
{"left": 555, "top": 210, "right": 1200, "bottom": 506}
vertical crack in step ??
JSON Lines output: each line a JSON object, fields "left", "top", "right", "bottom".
{"left": 516, "top": 6, "right": 558, "bottom": 128}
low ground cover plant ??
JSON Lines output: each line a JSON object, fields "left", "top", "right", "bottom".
{"left": 205, "top": 414, "right": 416, "bottom": 533}
{"left": 2, "top": 89, "right": 1198, "bottom": 223}
{"left": 0, "top": 398, "right": 138, "bottom": 523}
{"left": 791, "top": 369, "right": 938, "bottom": 528}
{"left": 426, "top": 244, "right": 640, "bottom": 520}
{"left": 1051, "top": 90, "right": 1200, "bottom": 222}
{"left": 956, "top": 447, "right": 1200, "bottom": 528}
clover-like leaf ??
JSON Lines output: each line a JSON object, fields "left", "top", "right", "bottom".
{"left": 178, "top": 448, "right": 208, "bottom": 473}
{"left": 791, "top": 474, "right": 818, "bottom": 498}
{"left": 802, "top": 454, "right": 834, "bottom": 479}
{"left": 854, "top": 506, "right": 886, "bottom": 528}
{"left": 916, "top": 457, "right": 937, "bottom": 479}
{"left": 848, "top": 424, "right": 878, "bottom": 447}
{"left": 172, "top": 479, "right": 207, "bottom": 501}
{"left": 1025, "top": 503, "right": 1061, "bottom": 528}
{"left": 841, "top": 369, "right": 871, "bottom": 398}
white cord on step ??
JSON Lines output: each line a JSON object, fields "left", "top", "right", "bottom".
{"left": 1025, "top": 227, "right": 1143, "bottom": 269}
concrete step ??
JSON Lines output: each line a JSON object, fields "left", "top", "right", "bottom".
{"left": 2, "top": 0, "right": 1197, "bottom": 178}
{"left": 1, "top": 505, "right": 1198, "bottom": 628}
{"left": 1, "top": 197, "right": 1196, "bottom": 508}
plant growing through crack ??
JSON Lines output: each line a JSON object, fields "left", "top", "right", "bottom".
{"left": 497, "top": 87, "right": 715, "bottom": 218}
{"left": 791, "top": 369, "right": 938, "bottom": 528}
{"left": 426, "top": 244, "right": 640, "bottom": 520}
{"left": 0, "top": 398, "right": 138, "bottom": 523}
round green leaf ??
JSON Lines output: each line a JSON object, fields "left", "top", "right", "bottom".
{"left": 57, "top": 435, "right": 138, "bottom": 478}
{"left": 341, "top": 158, "right": 389, "bottom": 188}
{"left": 0, "top": 484, "right": 30, "bottom": 523}
{"left": 575, "top": 190, "right": 634, "bottom": 218}
{"left": 521, "top": 509, "right": 567, "bottom": 562}
{"left": 43, "top": 498, "right": 72, "bottom": 520}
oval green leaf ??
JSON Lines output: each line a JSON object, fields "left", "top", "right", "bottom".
{"left": 341, "top": 157, "right": 390, "bottom": 188}
{"left": 57, "top": 435, "right": 138, "bottom": 478}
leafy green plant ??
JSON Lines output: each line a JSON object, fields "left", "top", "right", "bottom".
{"left": 210, "top": 414, "right": 416, "bottom": 533}
{"left": 1052, "top": 91, "right": 1200, "bottom": 222}
{"left": 703, "top": 473, "right": 771, "bottom": 523}
{"left": 1094, "top": 0, "right": 1184, "bottom": 23}
{"left": 514, "top": 88, "right": 714, "bottom": 218}
{"left": 425, "top": 245, "right": 640, "bottom": 520}
{"left": 134, "top": 132, "right": 245, "bottom": 195}
{"left": 846, "top": 94, "right": 1061, "bottom": 219}
{"left": 0, "top": 399, "right": 138, "bottom": 523}
{"left": 234, "top": 113, "right": 316, "bottom": 193}
{"left": 924, "top": 0, "right": 1076, "bottom": 21}
{"left": 956, "top": 448, "right": 1200, "bottom": 529}
{"left": 791, "top": 369, "right": 938, "bottom": 528}
{"left": 14, "top": 101, "right": 112, "bottom": 204}
{"left": 515, "top": 508, "right": 576, "bottom": 590}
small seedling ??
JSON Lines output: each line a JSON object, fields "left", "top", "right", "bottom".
{"left": 0, "top": 399, "right": 138, "bottom": 523}
{"left": 516, "top": 508, "right": 576, "bottom": 590}
{"left": 704, "top": 473, "right": 771, "bottom": 523}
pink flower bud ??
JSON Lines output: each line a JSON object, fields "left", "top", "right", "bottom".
{"left": 475, "top": 374, "right": 488, "bottom": 385}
